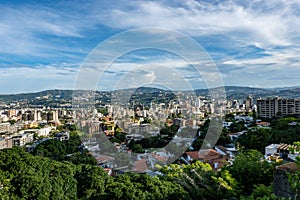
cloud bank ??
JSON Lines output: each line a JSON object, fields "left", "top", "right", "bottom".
{"left": 0, "top": 0, "right": 300, "bottom": 93}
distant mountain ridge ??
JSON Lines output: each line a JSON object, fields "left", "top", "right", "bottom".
{"left": 0, "top": 90, "right": 74, "bottom": 102}
{"left": 0, "top": 86, "right": 300, "bottom": 103}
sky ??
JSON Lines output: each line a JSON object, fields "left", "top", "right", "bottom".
{"left": 1, "top": 0, "right": 300, "bottom": 94}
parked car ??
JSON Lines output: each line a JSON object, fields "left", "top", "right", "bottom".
{"left": 269, "top": 153, "right": 283, "bottom": 162}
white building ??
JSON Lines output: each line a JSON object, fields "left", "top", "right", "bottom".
{"left": 12, "top": 132, "right": 34, "bottom": 147}
{"left": 52, "top": 110, "right": 59, "bottom": 122}
{"left": 0, "top": 122, "right": 10, "bottom": 134}
{"left": 38, "top": 127, "right": 52, "bottom": 137}
{"left": 54, "top": 131, "right": 70, "bottom": 141}
{"left": 223, "top": 122, "right": 233, "bottom": 128}
{"left": 34, "top": 110, "right": 42, "bottom": 121}
{"left": 265, "top": 144, "right": 280, "bottom": 157}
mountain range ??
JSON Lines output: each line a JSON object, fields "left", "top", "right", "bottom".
{"left": 0, "top": 86, "right": 300, "bottom": 104}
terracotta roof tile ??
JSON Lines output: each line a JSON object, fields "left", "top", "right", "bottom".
{"left": 134, "top": 159, "right": 147, "bottom": 172}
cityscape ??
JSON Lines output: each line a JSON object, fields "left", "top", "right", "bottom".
{"left": 1, "top": 86, "right": 300, "bottom": 199}
{"left": 1, "top": 0, "right": 300, "bottom": 199}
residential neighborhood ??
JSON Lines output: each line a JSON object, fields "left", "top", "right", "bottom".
{"left": 1, "top": 88, "right": 300, "bottom": 199}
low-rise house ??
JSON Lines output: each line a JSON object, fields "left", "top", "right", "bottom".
{"left": 215, "top": 145, "right": 228, "bottom": 156}
{"left": 102, "top": 168, "right": 113, "bottom": 176}
{"left": 265, "top": 144, "right": 280, "bottom": 157}
{"left": 277, "top": 143, "right": 293, "bottom": 160}
{"left": 235, "top": 115, "right": 254, "bottom": 123}
{"left": 126, "top": 134, "right": 144, "bottom": 141}
{"left": 96, "top": 155, "right": 115, "bottom": 166}
{"left": 264, "top": 143, "right": 299, "bottom": 161}
{"left": 186, "top": 149, "right": 229, "bottom": 170}
{"left": 256, "top": 121, "right": 270, "bottom": 127}
{"left": 38, "top": 127, "right": 52, "bottom": 137}
{"left": 12, "top": 132, "right": 34, "bottom": 147}
{"left": 228, "top": 131, "right": 246, "bottom": 143}
{"left": 152, "top": 151, "right": 173, "bottom": 163}
{"left": 223, "top": 122, "right": 233, "bottom": 129}
{"left": 224, "top": 145, "right": 238, "bottom": 159}
{"left": 54, "top": 131, "right": 69, "bottom": 141}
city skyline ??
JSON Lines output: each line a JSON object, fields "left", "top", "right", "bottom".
{"left": 1, "top": 0, "right": 300, "bottom": 93}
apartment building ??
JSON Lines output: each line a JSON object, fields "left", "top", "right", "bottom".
{"left": 12, "top": 133, "right": 34, "bottom": 147}
{"left": 0, "top": 122, "right": 10, "bottom": 134}
{"left": 257, "top": 97, "right": 300, "bottom": 118}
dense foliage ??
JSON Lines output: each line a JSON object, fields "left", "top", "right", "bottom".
{"left": 158, "top": 161, "right": 238, "bottom": 199}
{"left": 0, "top": 147, "right": 78, "bottom": 199}
{"left": 32, "top": 133, "right": 97, "bottom": 165}
{"left": 238, "top": 117, "right": 300, "bottom": 153}
{"left": 192, "top": 119, "right": 231, "bottom": 150}
{"left": 0, "top": 147, "right": 280, "bottom": 199}
{"left": 2, "top": 116, "right": 300, "bottom": 199}
{"left": 0, "top": 148, "right": 190, "bottom": 200}
{"left": 226, "top": 150, "right": 275, "bottom": 195}
{"left": 127, "top": 124, "right": 179, "bottom": 153}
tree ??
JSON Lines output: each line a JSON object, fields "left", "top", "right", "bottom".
{"left": 7, "top": 119, "right": 16, "bottom": 125}
{"left": 75, "top": 165, "right": 111, "bottom": 199}
{"left": 237, "top": 128, "right": 273, "bottom": 153}
{"left": 65, "top": 151, "right": 97, "bottom": 165}
{"left": 229, "top": 121, "right": 246, "bottom": 133}
{"left": 216, "top": 128, "right": 231, "bottom": 146}
{"left": 252, "top": 109, "right": 257, "bottom": 122}
{"left": 225, "top": 113, "right": 235, "bottom": 122}
{"left": 31, "top": 133, "right": 96, "bottom": 165}
{"left": 227, "top": 150, "right": 274, "bottom": 195}
{"left": 131, "top": 144, "right": 144, "bottom": 153}
{"left": 0, "top": 170, "right": 14, "bottom": 200}
{"left": 105, "top": 173, "right": 190, "bottom": 200}
{"left": 0, "top": 147, "right": 78, "bottom": 199}
{"left": 244, "top": 184, "right": 276, "bottom": 200}
{"left": 238, "top": 118, "right": 300, "bottom": 153}
{"left": 159, "top": 161, "right": 238, "bottom": 199}
{"left": 160, "top": 124, "right": 179, "bottom": 137}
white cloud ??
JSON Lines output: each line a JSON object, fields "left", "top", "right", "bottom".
{"left": 1, "top": 0, "right": 300, "bottom": 92}
{"left": 103, "top": 0, "right": 300, "bottom": 47}
{"left": 0, "top": 3, "right": 97, "bottom": 58}
{"left": 0, "top": 65, "right": 77, "bottom": 94}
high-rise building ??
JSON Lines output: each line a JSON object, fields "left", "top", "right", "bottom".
{"left": 195, "top": 98, "right": 203, "bottom": 108}
{"left": 34, "top": 110, "right": 42, "bottom": 121}
{"left": 8, "top": 109, "right": 16, "bottom": 117}
{"left": 257, "top": 97, "right": 300, "bottom": 118}
{"left": 52, "top": 110, "right": 59, "bottom": 122}
{"left": 245, "top": 95, "right": 253, "bottom": 110}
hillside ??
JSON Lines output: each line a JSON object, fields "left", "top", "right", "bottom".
{"left": 0, "top": 86, "right": 300, "bottom": 105}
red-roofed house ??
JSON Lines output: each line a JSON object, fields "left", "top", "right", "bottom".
{"left": 103, "top": 168, "right": 113, "bottom": 176}
{"left": 256, "top": 121, "right": 270, "bottom": 127}
{"left": 95, "top": 155, "right": 114, "bottom": 165}
{"left": 186, "top": 149, "right": 229, "bottom": 170}
{"left": 154, "top": 154, "right": 168, "bottom": 162}
{"left": 134, "top": 159, "right": 148, "bottom": 172}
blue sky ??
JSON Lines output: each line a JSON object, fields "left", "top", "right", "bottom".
{"left": 1, "top": 0, "right": 300, "bottom": 94}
